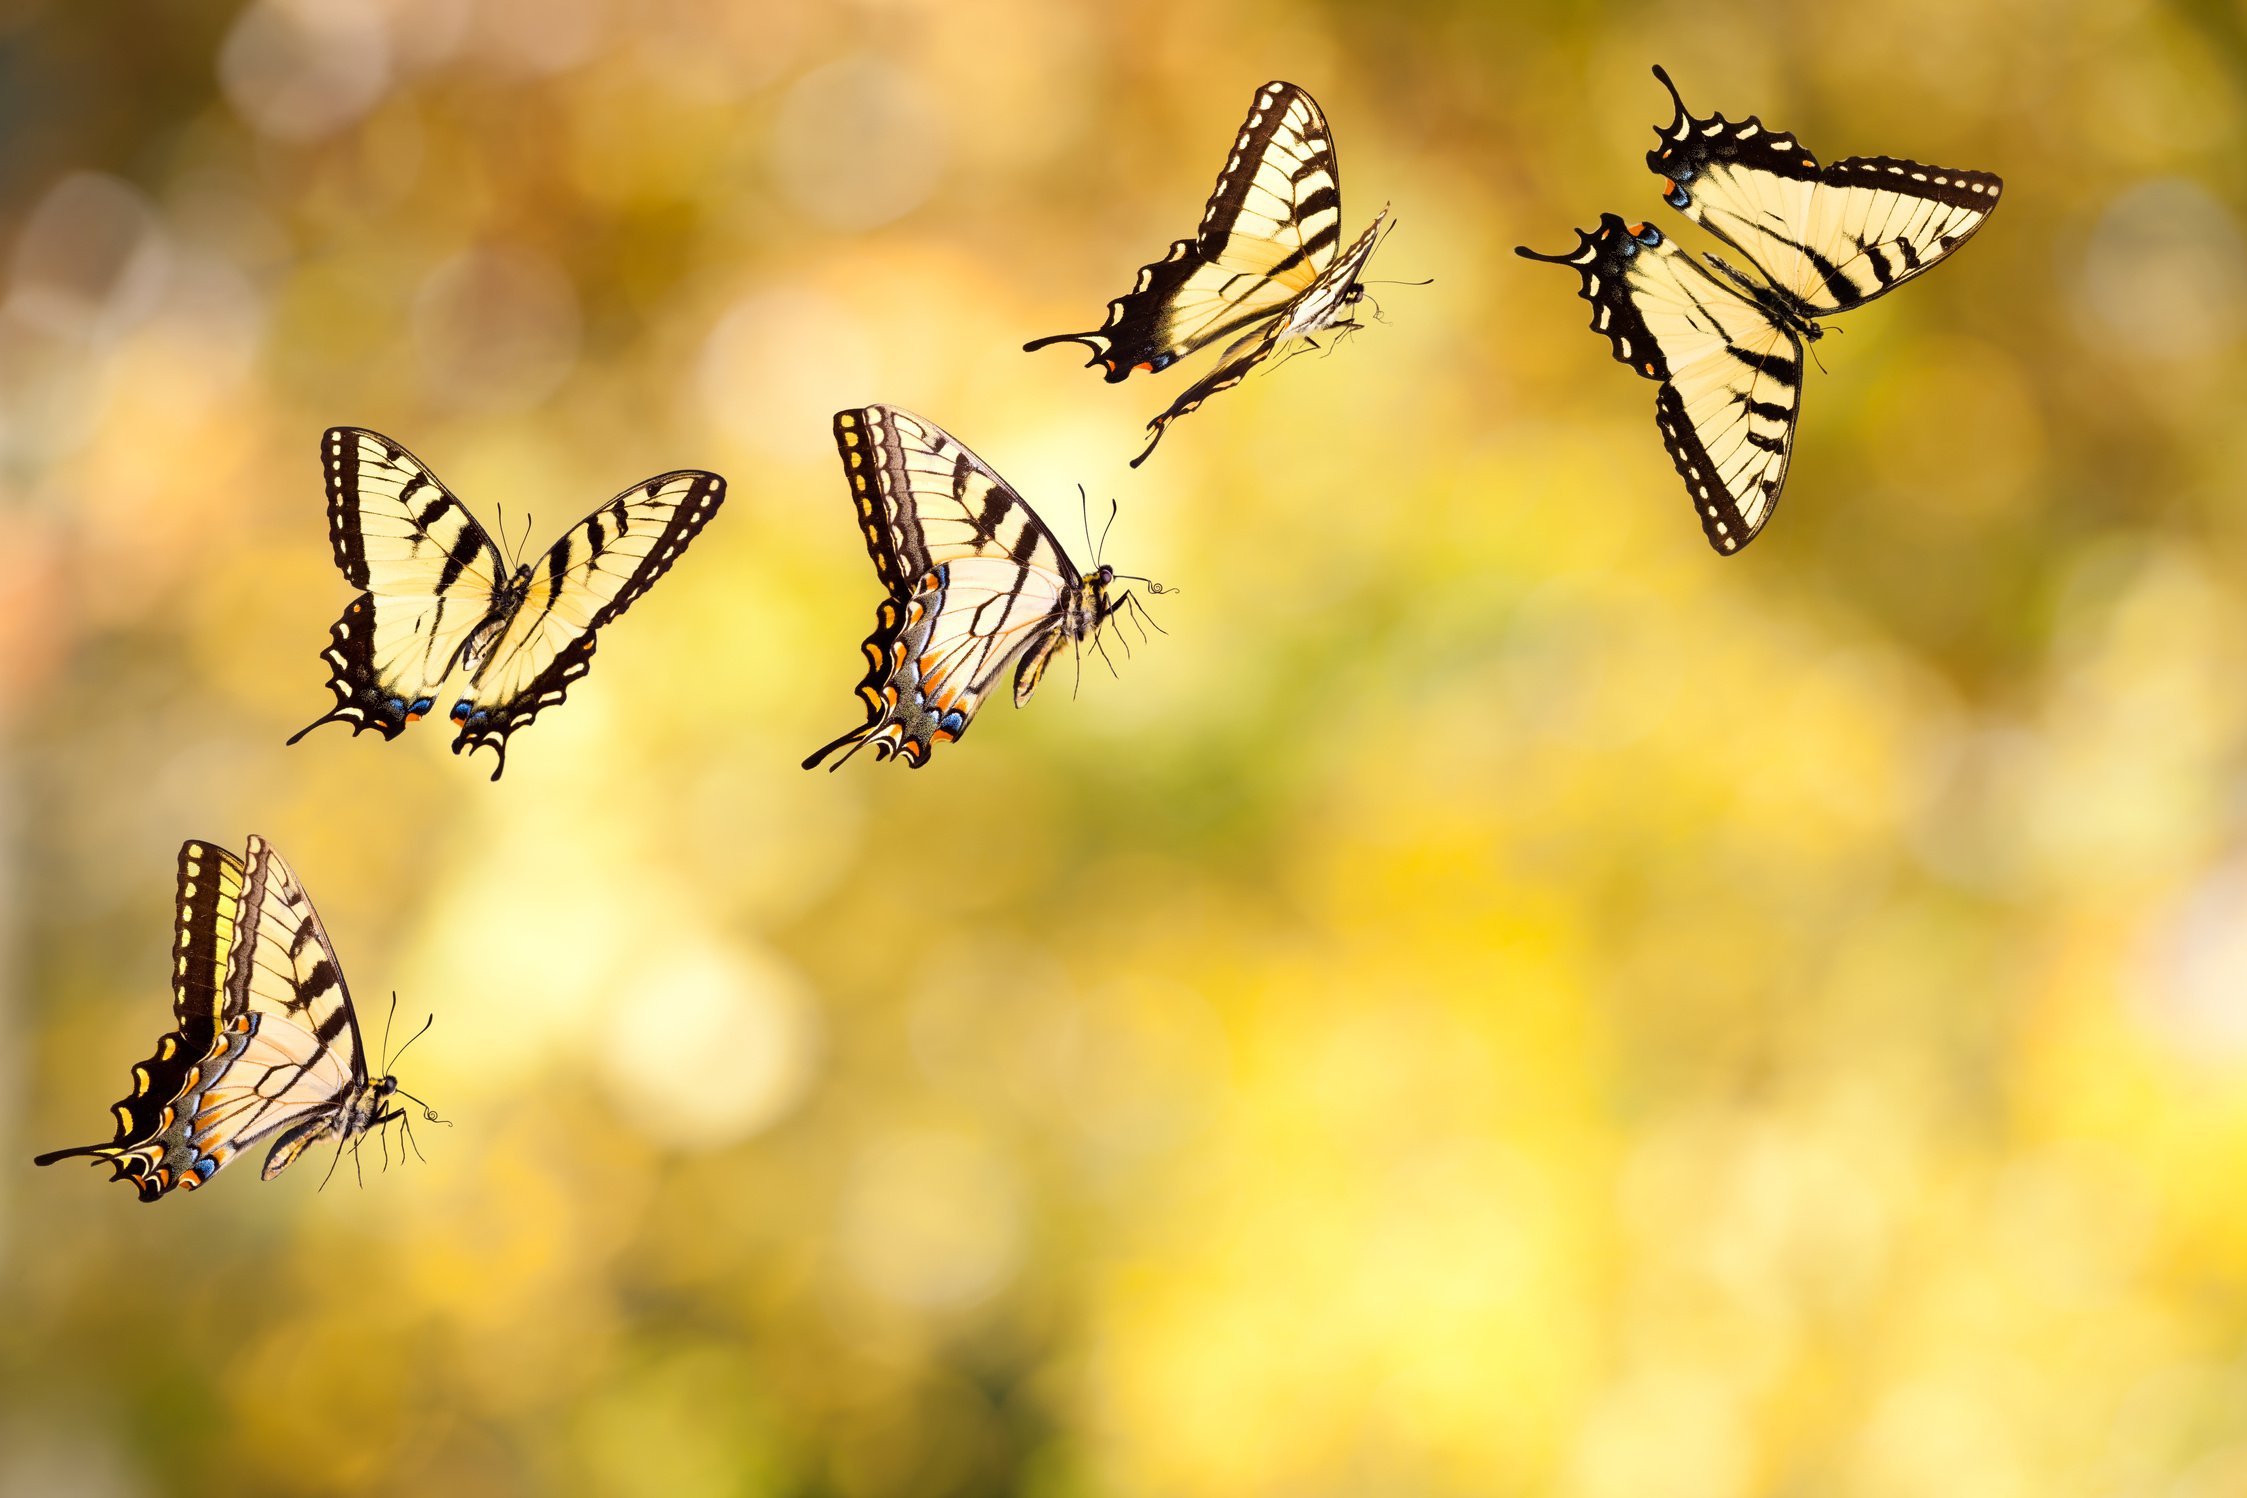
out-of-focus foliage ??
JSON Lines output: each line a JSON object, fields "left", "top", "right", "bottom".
{"left": 4, "top": 0, "right": 2246, "bottom": 1493}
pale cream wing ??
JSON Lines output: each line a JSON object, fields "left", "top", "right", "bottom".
{"left": 807, "top": 407, "right": 1084, "bottom": 769}
{"left": 1647, "top": 66, "right": 2002, "bottom": 316}
{"left": 1025, "top": 81, "right": 1348, "bottom": 376}
{"left": 1518, "top": 215, "right": 1802, "bottom": 554}
{"left": 447, "top": 470, "right": 727, "bottom": 779}
{"left": 291, "top": 427, "right": 507, "bottom": 743}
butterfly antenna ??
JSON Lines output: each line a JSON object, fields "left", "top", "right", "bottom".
{"left": 1096, "top": 498, "right": 1119, "bottom": 567}
{"left": 385, "top": 1009, "right": 435, "bottom": 1074}
{"left": 378, "top": 991, "right": 399, "bottom": 1071}
{"left": 393, "top": 1086, "right": 450, "bottom": 1127}
{"left": 1078, "top": 484, "right": 1094, "bottom": 562}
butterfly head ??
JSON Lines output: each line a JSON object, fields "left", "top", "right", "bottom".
{"left": 1082, "top": 564, "right": 1119, "bottom": 629}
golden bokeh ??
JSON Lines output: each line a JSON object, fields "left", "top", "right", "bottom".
{"left": 5, "top": 0, "right": 2247, "bottom": 1493}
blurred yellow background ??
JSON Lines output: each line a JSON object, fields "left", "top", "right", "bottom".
{"left": 5, "top": 0, "right": 2247, "bottom": 1493}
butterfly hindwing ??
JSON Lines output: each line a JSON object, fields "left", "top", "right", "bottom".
{"left": 1646, "top": 66, "right": 2002, "bottom": 317}
{"left": 1026, "top": 81, "right": 1346, "bottom": 379}
{"left": 446, "top": 470, "right": 727, "bottom": 780}
{"left": 807, "top": 407, "right": 1090, "bottom": 769}
{"left": 1519, "top": 215, "right": 1802, "bottom": 553}
{"left": 290, "top": 428, "right": 506, "bottom": 743}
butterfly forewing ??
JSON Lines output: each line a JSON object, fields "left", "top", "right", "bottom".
{"left": 447, "top": 470, "right": 726, "bottom": 779}
{"left": 291, "top": 428, "right": 507, "bottom": 742}
{"left": 227, "top": 837, "right": 365, "bottom": 1086}
{"left": 1026, "top": 81, "right": 1347, "bottom": 378}
{"left": 1792, "top": 155, "right": 2002, "bottom": 313}
{"left": 807, "top": 407, "right": 1084, "bottom": 769}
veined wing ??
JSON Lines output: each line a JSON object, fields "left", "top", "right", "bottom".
{"left": 1130, "top": 208, "right": 1387, "bottom": 467}
{"left": 1647, "top": 66, "right": 2002, "bottom": 317}
{"left": 178, "top": 835, "right": 371, "bottom": 1183}
{"left": 1518, "top": 214, "right": 1803, "bottom": 554}
{"left": 1025, "top": 81, "right": 1347, "bottom": 378}
{"left": 446, "top": 471, "right": 726, "bottom": 780}
{"left": 806, "top": 407, "right": 1081, "bottom": 769}
{"left": 290, "top": 427, "right": 507, "bottom": 745}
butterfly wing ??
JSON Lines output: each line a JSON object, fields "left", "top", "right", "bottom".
{"left": 33, "top": 837, "right": 370, "bottom": 1198}
{"left": 1025, "top": 81, "right": 1348, "bottom": 378}
{"left": 1646, "top": 66, "right": 2002, "bottom": 317}
{"left": 806, "top": 406, "right": 1083, "bottom": 769}
{"left": 1519, "top": 214, "right": 1804, "bottom": 554}
{"left": 33, "top": 840, "right": 249, "bottom": 1198}
{"left": 446, "top": 470, "right": 727, "bottom": 780}
{"left": 290, "top": 428, "right": 508, "bottom": 745}
{"left": 1129, "top": 209, "right": 1388, "bottom": 467}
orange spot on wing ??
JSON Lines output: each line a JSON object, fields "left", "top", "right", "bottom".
{"left": 1627, "top": 222, "right": 1647, "bottom": 236}
{"left": 1133, "top": 361, "right": 1154, "bottom": 373}
{"left": 1662, "top": 178, "right": 1676, "bottom": 195}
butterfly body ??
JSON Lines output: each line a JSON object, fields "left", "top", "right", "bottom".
{"left": 34, "top": 837, "right": 420, "bottom": 1201}
{"left": 1518, "top": 68, "right": 2000, "bottom": 553}
{"left": 290, "top": 428, "right": 726, "bottom": 778}
{"left": 806, "top": 407, "right": 1152, "bottom": 769}
{"left": 1026, "top": 81, "right": 1391, "bottom": 466}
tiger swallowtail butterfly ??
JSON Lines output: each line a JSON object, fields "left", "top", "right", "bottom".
{"left": 34, "top": 836, "right": 439, "bottom": 1201}
{"left": 806, "top": 406, "right": 1164, "bottom": 769}
{"left": 288, "top": 427, "right": 727, "bottom": 778}
{"left": 1518, "top": 66, "right": 2001, "bottom": 553}
{"left": 1026, "top": 81, "right": 1392, "bottom": 467}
